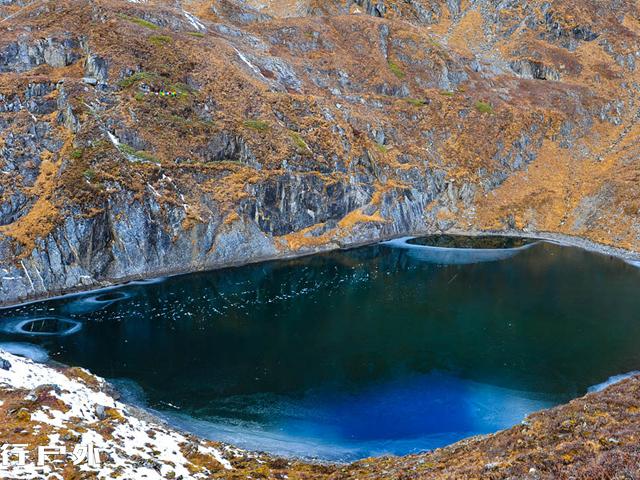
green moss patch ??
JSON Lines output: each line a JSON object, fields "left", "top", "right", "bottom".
{"left": 375, "top": 142, "right": 389, "bottom": 154}
{"left": 70, "top": 148, "right": 84, "bottom": 160}
{"left": 244, "top": 120, "right": 270, "bottom": 132}
{"left": 118, "top": 72, "right": 195, "bottom": 101}
{"left": 290, "top": 132, "right": 311, "bottom": 154}
{"left": 118, "top": 14, "right": 160, "bottom": 30}
{"left": 149, "top": 35, "right": 173, "bottom": 46}
{"left": 406, "top": 98, "right": 428, "bottom": 107}
{"left": 118, "top": 71, "right": 162, "bottom": 89}
{"left": 388, "top": 61, "right": 405, "bottom": 79}
{"left": 118, "top": 144, "right": 159, "bottom": 163}
{"left": 475, "top": 100, "right": 494, "bottom": 114}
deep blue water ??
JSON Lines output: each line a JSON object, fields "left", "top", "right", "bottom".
{"left": 1, "top": 236, "right": 640, "bottom": 461}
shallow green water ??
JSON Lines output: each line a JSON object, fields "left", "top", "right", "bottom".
{"left": 1, "top": 237, "right": 640, "bottom": 460}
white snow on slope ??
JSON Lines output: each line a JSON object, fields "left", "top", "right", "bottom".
{"left": 183, "top": 10, "right": 206, "bottom": 31}
{"left": 235, "top": 48, "right": 263, "bottom": 77}
{"left": 0, "top": 351, "right": 232, "bottom": 479}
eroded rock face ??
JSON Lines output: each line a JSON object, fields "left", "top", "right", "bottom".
{"left": 510, "top": 60, "right": 561, "bottom": 81}
{"left": 0, "top": 36, "right": 80, "bottom": 73}
{"left": 0, "top": 0, "right": 639, "bottom": 305}
{"left": 85, "top": 54, "right": 108, "bottom": 84}
{"left": 353, "top": 0, "right": 387, "bottom": 17}
{"left": 203, "top": 132, "right": 254, "bottom": 163}
{"left": 543, "top": 10, "right": 599, "bottom": 50}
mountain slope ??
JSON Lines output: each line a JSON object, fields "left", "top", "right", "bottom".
{"left": 0, "top": 0, "right": 639, "bottom": 303}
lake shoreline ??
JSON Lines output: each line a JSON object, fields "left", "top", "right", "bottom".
{"left": 3, "top": 228, "right": 639, "bottom": 309}
{"left": 0, "top": 349, "right": 638, "bottom": 478}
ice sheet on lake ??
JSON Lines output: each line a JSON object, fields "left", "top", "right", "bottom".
{"left": 141, "top": 372, "right": 555, "bottom": 462}
{"left": 109, "top": 378, "right": 148, "bottom": 405}
{"left": 588, "top": 371, "right": 640, "bottom": 393}
{"left": 0, "top": 342, "right": 49, "bottom": 362}
{"left": 0, "top": 316, "right": 82, "bottom": 337}
{"left": 383, "top": 237, "right": 537, "bottom": 265}
{"left": 64, "top": 290, "right": 133, "bottom": 314}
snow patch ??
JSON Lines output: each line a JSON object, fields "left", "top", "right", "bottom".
{"left": 235, "top": 48, "right": 263, "bottom": 77}
{"left": 183, "top": 10, "right": 206, "bottom": 31}
{"left": 107, "top": 131, "right": 121, "bottom": 148}
{"left": 0, "top": 351, "right": 233, "bottom": 478}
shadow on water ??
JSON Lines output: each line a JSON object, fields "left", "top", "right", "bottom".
{"left": 1, "top": 238, "right": 640, "bottom": 460}
{"left": 406, "top": 234, "right": 536, "bottom": 249}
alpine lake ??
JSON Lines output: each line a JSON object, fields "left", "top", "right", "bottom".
{"left": 2, "top": 235, "right": 639, "bottom": 461}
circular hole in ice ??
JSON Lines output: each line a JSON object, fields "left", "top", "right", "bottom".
{"left": 65, "top": 290, "right": 132, "bottom": 313}
{"left": 15, "top": 317, "right": 82, "bottom": 336}
{"left": 93, "top": 291, "right": 128, "bottom": 303}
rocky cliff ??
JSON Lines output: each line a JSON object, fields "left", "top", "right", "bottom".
{"left": 0, "top": 0, "right": 639, "bottom": 304}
